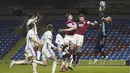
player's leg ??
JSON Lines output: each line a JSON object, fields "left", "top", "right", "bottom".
{"left": 100, "top": 36, "right": 108, "bottom": 64}
{"left": 50, "top": 56, "right": 57, "bottom": 73}
{"left": 10, "top": 50, "right": 29, "bottom": 68}
{"left": 43, "top": 48, "right": 57, "bottom": 73}
{"left": 29, "top": 56, "right": 38, "bottom": 73}
{"left": 62, "top": 38, "right": 70, "bottom": 70}
{"left": 68, "top": 54, "right": 73, "bottom": 71}
{"left": 10, "top": 60, "right": 27, "bottom": 68}
{"left": 73, "top": 52, "right": 76, "bottom": 65}
{"left": 74, "top": 45, "right": 82, "bottom": 65}
{"left": 60, "top": 49, "right": 68, "bottom": 72}
{"left": 31, "top": 53, "right": 46, "bottom": 73}
{"left": 60, "top": 56, "right": 66, "bottom": 72}
{"left": 25, "top": 49, "right": 38, "bottom": 73}
{"left": 36, "top": 36, "right": 41, "bottom": 60}
{"left": 50, "top": 49, "right": 57, "bottom": 73}
{"left": 93, "top": 36, "right": 101, "bottom": 64}
{"left": 73, "top": 34, "right": 84, "bottom": 66}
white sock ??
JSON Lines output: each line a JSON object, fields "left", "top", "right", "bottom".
{"left": 69, "top": 59, "right": 73, "bottom": 67}
{"left": 61, "top": 61, "right": 65, "bottom": 68}
{"left": 33, "top": 60, "right": 44, "bottom": 65}
{"left": 14, "top": 60, "right": 26, "bottom": 64}
{"left": 32, "top": 62, "right": 37, "bottom": 73}
{"left": 66, "top": 62, "right": 69, "bottom": 68}
{"left": 36, "top": 51, "right": 41, "bottom": 60}
{"left": 52, "top": 61, "right": 57, "bottom": 73}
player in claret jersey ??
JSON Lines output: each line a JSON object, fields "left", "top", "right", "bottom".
{"left": 61, "top": 13, "right": 77, "bottom": 71}
{"left": 72, "top": 14, "right": 97, "bottom": 66}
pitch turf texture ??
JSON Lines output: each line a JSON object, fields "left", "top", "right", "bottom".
{"left": 0, "top": 60, "right": 129, "bottom": 73}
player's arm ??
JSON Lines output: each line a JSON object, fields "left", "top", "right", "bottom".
{"left": 32, "top": 16, "right": 38, "bottom": 23}
{"left": 29, "top": 31, "right": 42, "bottom": 46}
{"left": 35, "top": 13, "right": 43, "bottom": 25}
{"left": 62, "top": 23, "right": 77, "bottom": 32}
{"left": 47, "top": 38, "right": 60, "bottom": 51}
{"left": 30, "top": 36, "right": 41, "bottom": 46}
{"left": 88, "top": 21, "right": 98, "bottom": 26}
{"left": 62, "top": 27, "right": 77, "bottom": 32}
{"left": 47, "top": 38, "right": 55, "bottom": 48}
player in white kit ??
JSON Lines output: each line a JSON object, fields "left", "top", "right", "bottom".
{"left": 10, "top": 13, "right": 43, "bottom": 68}
{"left": 27, "top": 13, "right": 42, "bottom": 60}
{"left": 55, "top": 28, "right": 64, "bottom": 57}
{"left": 41, "top": 24, "right": 58, "bottom": 73}
{"left": 10, "top": 23, "right": 45, "bottom": 73}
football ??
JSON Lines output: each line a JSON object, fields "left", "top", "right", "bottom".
{"left": 100, "top": 1, "right": 106, "bottom": 7}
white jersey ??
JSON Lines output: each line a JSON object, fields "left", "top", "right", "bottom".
{"left": 27, "top": 17, "right": 38, "bottom": 35}
{"left": 41, "top": 31, "right": 55, "bottom": 59}
{"left": 25, "top": 29, "right": 37, "bottom": 57}
{"left": 41, "top": 31, "right": 55, "bottom": 49}
{"left": 55, "top": 34, "right": 64, "bottom": 46}
{"left": 25, "top": 29, "right": 36, "bottom": 49}
{"left": 55, "top": 34, "right": 64, "bottom": 52}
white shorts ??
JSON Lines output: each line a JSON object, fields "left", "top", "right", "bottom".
{"left": 25, "top": 47, "right": 36, "bottom": 57}
{"left": 63, "top": 35, "right": 74, "bottom": 45}
{"left": 72, "top": 34, "right": 84, "bottom": 46}
{"left": 42, "top": 48, "right": 55, "bottom": 61}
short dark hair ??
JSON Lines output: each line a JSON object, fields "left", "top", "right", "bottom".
{"left": 56, "top": 28, "right": 61, "bottom": 33}
{"left": 78, "top": 14, "right": 85, "bottom": 18}
{"left": 28, "top": 23, "right": 34, "bottom": 30}
{"left": 28, "top": 13, "right": 34, "bottom": 19}
{"left": 66, "top": 13, "right": 72, "bottom": 17}
{"left": 47, "top": 24, "right": 53, "bottom": 31}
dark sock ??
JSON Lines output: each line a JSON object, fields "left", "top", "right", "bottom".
{"left": 75, "top": 52, "right": 81, "bottom": 65}
{"left": 73, "top": 54, "right": 76, "bottom": 64}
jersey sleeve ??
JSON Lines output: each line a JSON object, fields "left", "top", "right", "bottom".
{"left": 46, "top": 39, "right": 55, "bottom": 48}
{"left": 46, "top": 32, "right": 52, "bottom": 40}
{"left": 27, "top": 17, "right": 38, "bottom": 26}
{"left": 87, "top": 21, "right": 91, "bottom": 24}
{"left": 28, "top": 30, "right": 35, "bottom": 38}
{"left": 55, "top": 35, "right": 61, "bottom": 45}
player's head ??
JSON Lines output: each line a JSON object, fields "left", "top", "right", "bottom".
{"left": 28, "top": 13, "right": 35, "bottom": 19}
{"left": 57, "top": 28, "right": 62, "bottom": 34}
{"left": 66, "top": 13, "right": 73, "bottom": 21}
{"left": 47, "top": 24, "right": 53, "bottom": 31}
{"left": 105, "top": 16, "right": 112, "bottom": 23}
{"left": 78, "top": 14, "right": 85, "bottom": 22}
{"left": 28, "top": 23, "right": 34, "bottom": 30}
{"left": 106, "top": 16, "right": 112, "bottom": 22}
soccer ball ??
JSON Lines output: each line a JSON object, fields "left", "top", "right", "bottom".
{"left": 99, "top": 1, "right": 106, "bottom": 11}
{"left": 100, "top": 1, "right": 106, "bottom": 7}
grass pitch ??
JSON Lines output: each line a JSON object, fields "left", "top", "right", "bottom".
{"left": 0, "top": 60, "right": 129, "bottom": 73}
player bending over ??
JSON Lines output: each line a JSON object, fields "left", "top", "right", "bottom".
{"left": 72, "top": 14, "right": 97, "bottom": 66}
{"left": 41, "top": 24, "right": 59, "bottom": 73}
{"left": 93, "top": 16, "right": 112, "bottom": 64}
{"left": 10, "top": 23, "right": 45, "bottom": 73}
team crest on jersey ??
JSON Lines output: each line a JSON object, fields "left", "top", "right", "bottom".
{"left": 79, "top": 24, "right": 84, "bottom": 27}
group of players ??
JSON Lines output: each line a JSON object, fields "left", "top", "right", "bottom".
{"left": 10, "top": 1, "right": 112, "bottom": 73}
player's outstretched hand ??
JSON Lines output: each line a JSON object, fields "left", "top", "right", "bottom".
{"left": 94, "top": 21, "right": 98, "bottom": 25}
{"left": 61, "top": 29, "right": 65, "bottom": 32}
